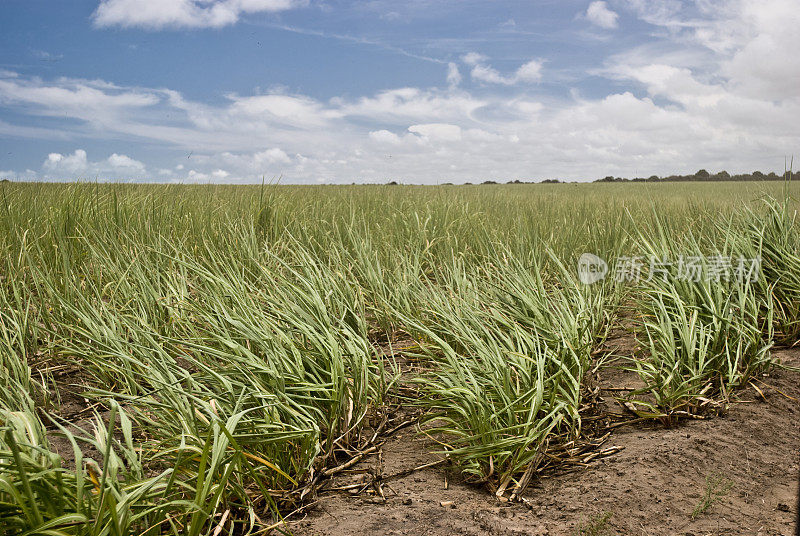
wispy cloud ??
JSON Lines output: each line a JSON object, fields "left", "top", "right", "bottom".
{"left": 262, "top": 23, "right": 448, "bottom": 64}
{"left": 31, "top": 50, "right": 64, "bottom": 63}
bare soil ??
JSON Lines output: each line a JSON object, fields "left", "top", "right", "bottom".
{"left": 293, "top": 341, "right": 800, "bottom": 536}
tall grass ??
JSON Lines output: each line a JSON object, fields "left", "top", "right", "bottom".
{"left": 401, "top": 250, "right": 616, "bottom": 496}
{"left": 629, "top": 214, "right": 775, "bottom": 418}
{"left": 0, "top": 180, "right": 797, "bottom": 528}
{"left": 749, "top": 197, "right": 800, "bottom": 344}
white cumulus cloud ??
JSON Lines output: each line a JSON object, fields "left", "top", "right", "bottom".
{"left": 585, "top": 1, "right": 619, "bottom": 29}
{"left": 42, "top": 149, "right": 147, "bottom": 180}
{"left": 44, "top": 149, "right": 88, "bottom": 174}
{"left": 461, "top": 54, "right": 543, "bottom": 85}
{"left": 107, "top": 153, "right": 146, "bottom": 172}
{"left": 92, "top": 0, "right": 307, "bottom": 30}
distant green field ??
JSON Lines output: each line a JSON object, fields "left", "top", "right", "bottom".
{"left": 1, "top": 180, "right": 798, "bottom": 534}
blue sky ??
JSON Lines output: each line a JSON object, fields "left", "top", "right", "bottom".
{"left": 0, "top": 0, "right": 798, "bottom": 183}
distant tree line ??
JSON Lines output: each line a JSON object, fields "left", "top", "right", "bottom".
{"left": 594, "top": 169, "right": 794, "bottom": 183}
{"left": 473, "top": 169, "right": 794, "bottom": 185}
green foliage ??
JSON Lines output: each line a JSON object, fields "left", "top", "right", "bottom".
{"left": 748, "top": 197, "right": 800, "bottom": 343}
{"left": 576, "top": 511, "right": 613, "bottom": 536}
{"left": 626, "top": 213, "right": 775, "bottom": 419}
{"left": 0, "top": 181, "right": 797, "bottom": 529}
{"left": 398, "top": 250, "right": 618, "bottom": 494}
{"left": 691, "top": 473, "right": 734, "bottom": 519}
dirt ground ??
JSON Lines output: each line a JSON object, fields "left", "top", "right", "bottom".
{"left": 292, "top": 342, "right": 800, "bottom": 536}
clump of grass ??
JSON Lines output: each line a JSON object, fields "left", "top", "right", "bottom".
{"left": 748, "top": 196, "right": 800, "bottom": 344}
{"left": 1, "top": 401, "right": 193, "bottom": 535}
{"left": 627, "top": 220, "right": 773, "bottom": 420}
{"left": 691, "top": 473, "right": 734, "bottom": 519}
{"left": 400, "top": 249, "right": 612, "bottom": 497}
{"left": 576, "top": 511, "right": 613, "bottom": 536}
